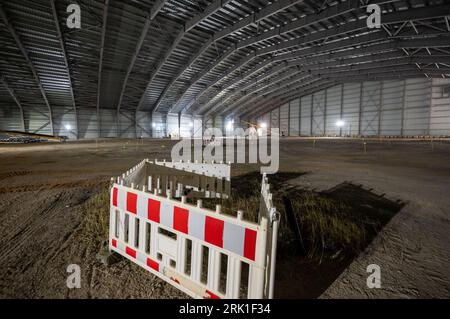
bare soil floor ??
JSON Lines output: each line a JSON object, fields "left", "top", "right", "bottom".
{"left": 0, "top": 138, "right": 449, "bottom": 298}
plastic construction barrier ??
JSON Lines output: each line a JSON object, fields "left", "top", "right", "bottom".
{"left": 109, "top": 160, "right": 279, "bottom": 299}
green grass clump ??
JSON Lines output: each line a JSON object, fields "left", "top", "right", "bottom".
{"left": 289, "top": 191, "right": 366, "bottom": 261}
{"left": 82, "top": 189, "right": 110, "bottom": 244}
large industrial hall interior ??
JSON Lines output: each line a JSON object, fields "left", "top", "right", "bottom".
{"left": 1, "top": 0, "right": 450, "bottom": 300}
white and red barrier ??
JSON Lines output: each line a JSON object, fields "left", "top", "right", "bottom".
{"left": 109, "top": 160, "right": 278, "bottom": 299}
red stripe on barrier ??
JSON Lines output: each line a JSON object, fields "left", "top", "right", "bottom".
{"left": 112, "top": 188, "right": 118, "bottom": 206}
{"left": 204, "top": 216, "right": 224, "bottom": 248}
{"left": 126, "top": 246, "right": 136, "bottom": 258}
{"left": 148, "top": 199, "right": 161, "bottom": 222}
{"left": 173, "top": 206, "right": 189, "bottom": 234}
{"left": 204, "top": 290, "right": 220, "bottom": 299}
{"left": 147, "top": 258, "right": 159, "bottom": 272}
{"left": 126, "top": 192, "right": 137, "bottom": 214}
{"left": 243, "top": 228, "right": 257, "bottom": 261}
{"left": 112, "top": 238, "right": 117, "bottom": 248}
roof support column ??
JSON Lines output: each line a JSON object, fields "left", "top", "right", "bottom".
{"left": 340, "top": 83, "right": 344, "bottom": 137}
{"left": 97, "top": 0, "right": 110, "bottom": 138}
{"left": 0, "top": 76, "right": 25, "bottom": 131}
{"left": 0, "top": 5, "right": 54, "bottom": 135}
{"left": 50, "top": 0, "right": 78, "bottom": 139}
{"left": 401, "top": 80, "right": 407, "bottom": 136}
{"left": 358, "top": 82, "right": 363, "bottom": 136}
{"left": 378, "top": 81, "right": 383, "bottom": 136}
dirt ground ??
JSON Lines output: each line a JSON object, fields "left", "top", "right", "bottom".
{"left": 0, "top": 138, "right": 449, "bottom": 298}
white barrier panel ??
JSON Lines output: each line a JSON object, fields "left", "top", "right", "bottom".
{"left": 153, "top": 159, "right": 230, "bottom": 180}
{"left": 109, "top": 183, "right": 271, "bottom": 299}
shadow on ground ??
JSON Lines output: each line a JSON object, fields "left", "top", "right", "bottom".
{"left": 228, "top": 171, "right": 404, "bottom": 298}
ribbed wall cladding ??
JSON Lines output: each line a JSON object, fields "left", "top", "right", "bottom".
{"left": 255, "top": 78, "right": 450, "bottom": 137}
{"left": 2, "top": 77, "right": 449, "bottom": 139}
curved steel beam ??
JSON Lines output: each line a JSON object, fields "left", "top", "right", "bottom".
{"left": 50, "top": 0, "right": 78, "bottom": 139}
{"left": 224, "top": 51, "right": 423, "bottom": 118}
{"left": 202, "top": 31, "right": 446, "bottom": 117}
{"left": 241, "top": 78, "right": 335, "bottom": 119}
{"left": 241, "top": 67, "right": 430, "bottom": 119}
{"left": 165, "top": 0, "right": 308, "bottom": 113}
{"left": 188, "top": 2, "right": 450, "bottom": 115}
{"left": 238, "top": 58, "right": 441, "bottom": 119}
{"left": 238, "top": 77, "right": 325, "bottom": 119}
{"left": 0, "top": 4, "right": 54, "bottom": 135}
{"left": 117, "top": 0, "right": 168, "bottom": 113}
{"left": 97, "top": 0, "right": 110, "bottom": 137}
{"left": 245, "top": 69, "right": 435, "bottom": 120}
{"left": 137, "top": 0, "right": 235, "bottom": 113}
{"left": 0, "top": 75, "right": 25, "bottom": 131}
{"left": 182, "top": 0, "right": 398, "bottom": 115}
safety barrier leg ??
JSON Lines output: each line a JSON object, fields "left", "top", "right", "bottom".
{"left": 207, "top": 249, "right": 221, "bottom": 292}
{"left": 248, "top": 217, "right": 268, "bottom": 298}
{"left": 191, "top": 241, "right": 202, "bottom": 283}
{"left": 226, "top": 256, "right": 241, "bottom": 298}
{"left": 177, "top": 235, "right": 186, "bottom": 275}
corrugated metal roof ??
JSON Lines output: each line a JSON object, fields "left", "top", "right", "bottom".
{"left": 0, "top": 0, "right": 449, "bottom": 131}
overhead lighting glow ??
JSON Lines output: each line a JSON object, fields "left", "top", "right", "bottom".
{"left": 260, "top": 122, "right": 267, "bottom": 129}
{"left": 336, "top": 120, "right": 345, "bottom": 127}
{"left": 226, "top": 120, "right": 234, "bottom": 130}
{"left": 64, "top": 124, "right": 71, "bottom": 130}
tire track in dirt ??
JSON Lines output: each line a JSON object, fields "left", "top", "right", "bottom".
{"left": 0, "top": 186, "right": 98, "bottom": 298}
{"left": 0, "top": 179, "right": 109, "bottom": 193}
{"left": 0, "top": 192, "right": 63, "bottom": 265}
{"left": 0, "top": 171, "right": 31, "bottom": 181}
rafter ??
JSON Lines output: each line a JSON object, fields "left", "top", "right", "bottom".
{"left": 241, "top": 67, "right": 435, "bottom": 119}
{"left": 97, "top": 0, "right": 110, "bottom": 138}
{"left": 137, "top": 0, "right": 235, "bottom": 114}
{"left": 188, "top": 2, "right": 450, "bottom": 116}
{"left": 242, "top": 79, "right": 337, "bottom": 120}
{"left": 163, "top": 0, "right": 308, "bottom": 113}
{"left": 50, "top": 0, "right": 78, "bottom": 139}
{"left": 0, "top": 4, "right": 54, "bottom": 135}
{"left": 201, "top": 31, "right": 448, "bottom": 117}
{"left": 0, "top": 75, "right": 25, "bottom": 131}
{"left": 181, "top": 0, "right": 394, "bottom": 115}
{"left": 224, "top": 51, "right": 450, "bottom": 118}
{"left": 118, "top": 0, "right": 168, "bottom": 114}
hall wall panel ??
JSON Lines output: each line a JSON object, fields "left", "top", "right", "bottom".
{"left": 430, "top": 78, "right": 450, "bottom": 135}
{"left": 300, "top": 95, "right": 312, "bottom": 136}
{"left": 279, "top": 103, "right": 289, "bottom": 136}
{"left": 289, "top": 99, "right": 300, "bottom": 136}
{"left": 325, "top": 85, "right": 341, "bottom": 136}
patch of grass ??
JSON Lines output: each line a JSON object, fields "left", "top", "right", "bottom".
{"left": 200, "top": 172, "right": 370, "bottom": 262}
{"left": 289, "top": 191, "right": 366, "bottom": 262}
{"left": 82, "top": 189, "right": 110, "bottom": 244}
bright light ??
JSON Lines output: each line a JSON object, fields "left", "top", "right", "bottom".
{"left": 152, "top": 123, "right": 156, "bottom": 128}
{"left": 64, "top": 124, "right": 71, "bottom": 130}
{"left": 189, "top": 122, "right": 193, "bottom": 127}
{"left": 257, "top": 128, "right": 263, "bottom": 136}
{"left": 260, "top": 122, "right": 267, "bottom": 129}
{"left": 336, "top": 120, "right": 345, "bottom": 127}
{"left": 226, "top": 120, "right": 234, "bottom": 130}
